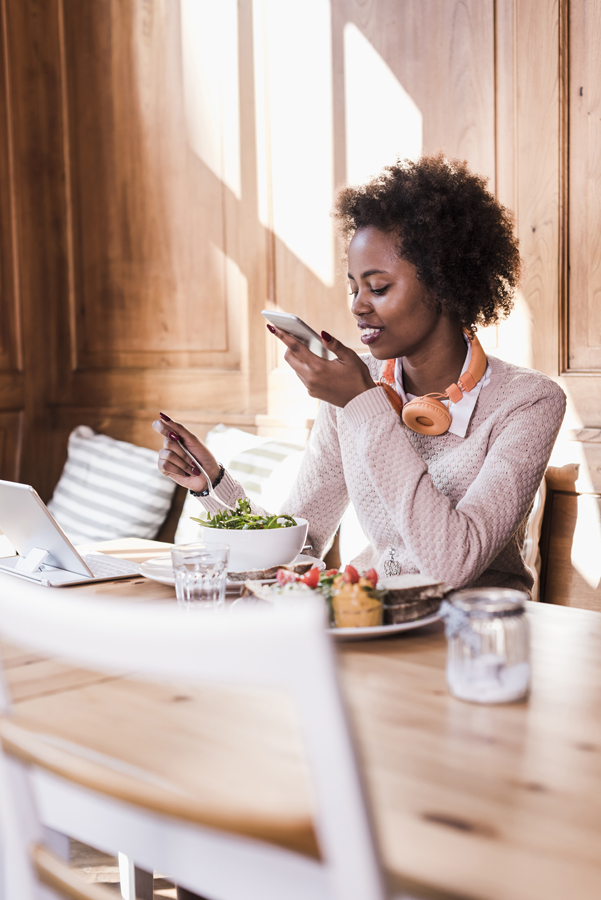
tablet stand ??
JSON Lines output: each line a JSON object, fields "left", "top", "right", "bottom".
{"left": 15, "top": 548, "right": 50, "bottom": 574}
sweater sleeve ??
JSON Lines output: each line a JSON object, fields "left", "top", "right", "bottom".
{"left": 279, "top": 401, "right": 350, "bottom": 557}
{"left": 343, "top": 382, "right": 566, "bottom": 588}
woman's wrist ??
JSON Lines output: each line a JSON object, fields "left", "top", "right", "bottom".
{"left": 342, "top": 383, "right": 380, "bottom": 407}
{"left": 189, "top": 463, "right": 225, "bottom": 497}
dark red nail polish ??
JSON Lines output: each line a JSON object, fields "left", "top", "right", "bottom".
{"left": 321, "top": 330, "right": 332, "bottom": 342}
{"left": 159, "top": 412, "right": 171, "bottom": 422}
{"left": 191, "top": 466, "right": 200, "bottom": 476}
{"left": 168, "top": 431, "right": 180, "bottom": 441}
{"left": 266, "top": 324, "right": 276, "bottom": 334}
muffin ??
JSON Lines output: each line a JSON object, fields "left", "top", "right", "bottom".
{"left": 331, "top": 567, "right": 384, "bottom": 628}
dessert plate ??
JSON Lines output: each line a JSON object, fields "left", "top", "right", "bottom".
{"left": 139, "top": 553, "right": 325, "bottom": 590}
{"left": 327, "top": 611, "right": 442, "bottom": 641}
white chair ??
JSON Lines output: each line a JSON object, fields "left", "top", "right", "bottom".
{"left": 0, "top": 576, "right": 397, "bottom": 900}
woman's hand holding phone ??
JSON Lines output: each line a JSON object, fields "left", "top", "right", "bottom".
{"left": 152, "top": 414, "right": 220, "bottom": 492}
{"left": 266, "top": 324, "right": 376, "bottom": 408}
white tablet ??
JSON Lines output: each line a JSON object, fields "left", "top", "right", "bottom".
{"left": 0, "top": 480, "right": 139, "bottom": 585}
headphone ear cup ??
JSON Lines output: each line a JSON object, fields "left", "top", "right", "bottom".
{"left": 402, "top": 397, "right": 452, "bottom": 436}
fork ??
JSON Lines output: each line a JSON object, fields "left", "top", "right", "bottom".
{"left": 169, "top": 432, "right": 237, "bottom": 512}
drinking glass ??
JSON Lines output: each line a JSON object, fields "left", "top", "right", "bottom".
{"left": 170, "top": 542, "right": 229, "bottom": 611}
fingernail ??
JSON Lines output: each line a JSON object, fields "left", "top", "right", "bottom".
{"left": 266, "top": 324, "right": 276, "bottom": 334}
{"left": 321, "top": 330, "right": 332, "bottom": 342}
{"left": 168, "top": 431, "right": 180, "bottom": 441}
{"left": 159, "top": 412, "right": 171, "bottom": 422}
{"left": 191, "top": 466, "right": 200, "bottom": 476}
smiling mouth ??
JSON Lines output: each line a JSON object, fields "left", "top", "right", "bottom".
{"left": 360, "top": 326, "right": 384, "bottom": 344}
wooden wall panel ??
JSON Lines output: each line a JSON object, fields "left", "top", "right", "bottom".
{"left": 567, "top": 0, "right": 601, "bottom": 372}
{"left": 555, "top": 0, "right": 601, "bottom": 427}
{"left": 0, "top": 0, "right": 71, "bottom": 493}
{"left": 0, "top": 0, "right": 23, "bottom": 482}
{"left": 51, "top": 0, "right": 272, "bottom": 435}
{"left": 0, "top": 410, "right": 22, "bottom": 481}
{"left": 0, "top": 0, "right": 19, "bottom": 374}
{"left": 512, "top": 0, "right": 561, "bottom": 379}
{"left": 60, "top": 0, "right": 238, "bottom": 373}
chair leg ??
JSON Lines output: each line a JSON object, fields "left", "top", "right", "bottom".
{"left": 118, "top": 853, "right": 135, "bottom": 900}
{"left": 118, "top": 854, "right": 154, "bottom": 900}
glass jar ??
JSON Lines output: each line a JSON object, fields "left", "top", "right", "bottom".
{"left": 442, "top": 589, "right": 530, "bottom": 704}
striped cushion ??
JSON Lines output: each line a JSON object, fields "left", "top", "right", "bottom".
{"left": 227, "top": 441, "right": 305, "bottom": 501}
{"left": 48, "top": 426, "right": 176, "bottom": 545}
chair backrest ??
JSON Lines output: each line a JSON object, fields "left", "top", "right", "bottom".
{"left": 0, "top": 574, "right": 387, "bottom": 900}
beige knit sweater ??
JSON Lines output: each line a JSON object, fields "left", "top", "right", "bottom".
{"left": 203, "top": 355, "right": 566, "bottom": 594}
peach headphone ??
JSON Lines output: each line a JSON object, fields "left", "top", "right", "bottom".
{"left": 377, "top": 332, "right": 488, "bottom": 436}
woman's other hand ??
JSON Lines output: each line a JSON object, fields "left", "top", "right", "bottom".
{"left": 267, "top": 325, "right": 376, "bottom": 407}
{"left": 152, "top": 414, "right": 220, "bottom": 492}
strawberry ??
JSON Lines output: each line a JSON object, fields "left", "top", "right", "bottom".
{"left": 363, "top": 568, "right": 379, "bottom": 588}
{"left": 276, "top": 568, "right": 299, "bottom": 586}
{"left": 301, "top": 566, "right": 320, "bottom": 588}
{"left": 342, "top": 564, "right": 360, "bottom": 584}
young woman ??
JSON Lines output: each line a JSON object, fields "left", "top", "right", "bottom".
{"left": 154, "top": 154, "right": 566, "bottom": 595}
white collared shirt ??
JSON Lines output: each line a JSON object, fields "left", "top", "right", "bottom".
{"left": 394, "top": 338, "right": 492, "bottom": 438}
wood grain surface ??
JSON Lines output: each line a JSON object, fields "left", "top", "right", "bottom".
{"left": 0, "top": 0, "right": 499, "bottom": 497}
{"left": 567, "top": 0, "right": 601, "bottom": 372}
{"left": 2, "top": 540, "right": 601, "bottom": 900}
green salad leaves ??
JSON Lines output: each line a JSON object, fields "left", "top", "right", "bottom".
{"left": 191, "top": 498, "right": 297, "bottom": 530}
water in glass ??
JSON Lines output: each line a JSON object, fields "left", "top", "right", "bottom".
{"left": 170, "top": 542, "right": 229, "bottom": 611}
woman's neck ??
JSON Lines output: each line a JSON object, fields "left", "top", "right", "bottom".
{"left": 401, "top": 323, "right": 468, "bottom": 397}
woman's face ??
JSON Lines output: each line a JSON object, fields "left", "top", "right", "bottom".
{"left": 347, "top": 225, "right": 442, "bottom": 360}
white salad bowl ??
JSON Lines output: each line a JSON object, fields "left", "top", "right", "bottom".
{"left": 198, "top": 517, "right": 309, "bottom": 572}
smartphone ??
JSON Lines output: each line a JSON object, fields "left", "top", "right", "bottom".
{"left": 261, "top": 310, "right": 337, "bottom": 360}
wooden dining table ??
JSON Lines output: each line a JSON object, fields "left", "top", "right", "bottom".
{"left": 2, "top": 538, "right": 601, "bottom": 900}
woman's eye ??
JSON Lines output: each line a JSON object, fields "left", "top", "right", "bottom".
{"left": 371, "top": 285, "right": 389, "bottom": 296}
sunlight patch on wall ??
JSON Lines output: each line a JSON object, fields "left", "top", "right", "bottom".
{"left": 181, "top": 0, "right": 241, "bottom": 198}
{"left": 210, "top": 243, "right": 248, "bottom": 366}
{"left": 344, "top": 23, "right": 422, "bottom": 185}
{"left": 254, "top": 0, "right": 335, "bottom": 286}
{"left": 494, "top": 291, "right": 534, "bottom": 368}
{"left": 571, "top": 495, "right": 601, "bottom": 589}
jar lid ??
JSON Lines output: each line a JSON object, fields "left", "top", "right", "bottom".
{"left": 448, "top": 588, "right": 528, "bottom": 617}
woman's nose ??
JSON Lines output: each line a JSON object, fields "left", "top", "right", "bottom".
{"left": 351, "top": 288, "right": 372, "bottom": 317}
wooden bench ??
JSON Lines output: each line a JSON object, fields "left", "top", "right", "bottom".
{"left": 540, "top": 464, "right": 601, "bottom": 611}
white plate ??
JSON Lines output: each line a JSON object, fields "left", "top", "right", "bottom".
{"left": 327, "top": 611, "right": 442, "bottom": 641}
{"left": 139, "top": 554, "right": 325, "bottom": 590}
